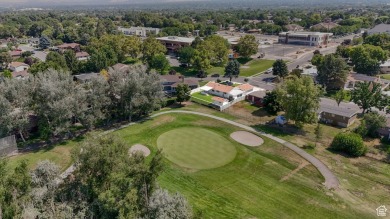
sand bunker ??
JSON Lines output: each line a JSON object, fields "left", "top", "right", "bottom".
{"left": 128, "top": 144, "right": 151, "bottom": 157}
{"left": 230, "top": 131, "right": 264, "bottom": 147}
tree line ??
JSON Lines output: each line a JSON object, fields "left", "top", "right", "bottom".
{"left": 0, "top": 66, "right": 165, "bottom": 141}
{"left": 0, "top": 137, "right": 192, "bottom": 218}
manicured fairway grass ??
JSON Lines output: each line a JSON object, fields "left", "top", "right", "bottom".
{"left": 114, "top": 114, "right": 372, "bottom": 219}
{"left": 157, "top": 127, "right": 236, "bottom": 169}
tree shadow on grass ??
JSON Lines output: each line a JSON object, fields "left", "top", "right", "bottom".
{"left": 252, "top": 123, "right": 307, "bottom": 138}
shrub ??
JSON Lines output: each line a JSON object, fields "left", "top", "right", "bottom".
{"left": 216, "top": 78, "right": 221, "bottom": 83}
{"left": 354, "top": 120, "right": 368, "bottom": 137}
{"left": 244, "top": 78, "right": 249, "bottom": 82}
{"left": 330, "top": 132, "right": 367, "bottom": 157}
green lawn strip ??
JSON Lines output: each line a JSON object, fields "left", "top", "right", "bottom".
{"left": 207, "top": 66, "right": 225, "bottom": 75}
{"left": 380, "top": 74, "right": 390, "bottom": 80}
{"left": 191, "top": 92, "right": 213, "bottom": 106}
{"left": 240, "top": 59, "right": 275, "bottom": 77}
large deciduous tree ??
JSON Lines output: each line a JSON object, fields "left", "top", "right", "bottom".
{"left": 272, "top": 59, "right": 288, "bottom": 78}
{"left": 276, "top": 76, "right": 323, "bottom": 127}
{"left": 142, "top": 37, "right": 167, "bottom": 63}
{"left": 149, "top": 54, "right": 170, "bottom": 74}
{"left": 224, "top": 59, "right": 240, "bottom": 82}
{"left": 238, "top": 35, "right": 259, "bottom": 58}
{"left": 351, "top": 81, "right": 386, "bottom": 114}
{"left": 176, "top": 84, "right": 191, "bottom": 105}
{"left": 317, "top": 54, "right": 348, "bottom": 90}
{"left": 349, "top": 45, "right": 387, "bottom": 75}
{"left": 178, "top": 46, "right": 195, "bottom": 65}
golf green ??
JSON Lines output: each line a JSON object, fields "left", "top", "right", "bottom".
{"left": 157, "top": 127, "right": 237, "bottom": 170}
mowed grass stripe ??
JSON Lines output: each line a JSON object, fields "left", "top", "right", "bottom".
{"left": 157, "top": 127, "right": 236, "bottom": 169}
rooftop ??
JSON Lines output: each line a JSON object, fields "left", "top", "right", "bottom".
{"left": 75, "top": 52, "right": 89, "bottom": 58}
{"left": 319, "top": 98, "right": 361, "bottom": 117}
{"left": 10, "top": 61, "right": 28, "bottom": 68}
{"left": 57, "top": 43, "right": 80, "bottom": 49}
{"left": 237, "top": 83, "right": 254, "bottom": 92}
{"left": 248, "top": 90, "right": 266, "bottom": 99}
{"left": 156, "top": 36, "right": 195, "bottom": 43}
{"left": 368, "top": 24, "right": 390, "bottom": 34}
{"left": 279, "top": 31, "right": 333, "bottom": 36}
{"left": 212, "top": 96, "right": 228, "bottom": 103}
{"left": 205, "top": 81, "right": 234, "bottom": 93}
{"left": 12, "top": 70, "right": 29, "bottom": 79}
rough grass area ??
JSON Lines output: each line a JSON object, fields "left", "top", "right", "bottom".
{"left": 7, "top": 139, "right": 79, "bottom": 172}
{"left": 380, "top": 74, "right": 390, "bottom": 80}
{"left": 240, "top": 59, "right": 275, "bottom": 77}
{"left": 324, "top": 90, "right": 352, "bottom": 102}
{"left": 114, "top": 113, "right": 373, "bottom": 219}
{"left": 157, "top": 127, "right": 236, "bottom": 169}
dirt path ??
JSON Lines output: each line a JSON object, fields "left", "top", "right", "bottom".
{"left": 280, "top": 161, "right": 309, "bottom": 182}
{"left": 152, "top": 110, "right": 340, "bottom": 190}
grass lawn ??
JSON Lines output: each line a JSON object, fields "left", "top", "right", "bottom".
{"left": 113, "top": 113, "right": 372, "bottom": 218}
{"left": 207, "top": 66, "right": 224, "bottom": 75}
{"left": 379, "top": 74, "right": 390, "bottom": 80}
{"left": 191, "top": 92, "right": 213, "bottom": 104}
{"left": 6, "top": 139, "right": 80, "bottom": 172}
{"left": 157, "top": 127, "right": 236, "bottom": 169}
{"left": 240, "top": 59, "right": 274, "bottom": 77}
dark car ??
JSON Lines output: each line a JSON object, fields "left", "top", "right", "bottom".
{"left": 211, "top": 74, "right": 220, "bottom": 77}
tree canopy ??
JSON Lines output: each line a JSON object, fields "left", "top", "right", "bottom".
{"left": 317, "top": 54, "right": 348, "bottom": 90}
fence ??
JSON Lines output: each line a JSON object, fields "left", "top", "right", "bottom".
{"left": 0, "top": 135, "right": 17, "bottom": 157}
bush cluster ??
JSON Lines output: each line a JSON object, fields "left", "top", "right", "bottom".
{"left": 330, "top": 132, "right": 367, "bottom": 157}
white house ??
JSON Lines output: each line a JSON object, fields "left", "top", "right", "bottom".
{"left": 9, "top": 62, "right": 29, "bottom": 72}
{"left": 380, "top": 60, "right": 390, "bottom": 74}
{"left": 76, "top": 52, "right": 90, "bottom": 61}
{"left": 212, "top": 96, "right": 229, "bottom": 107}
{"left": 203, "top": 82, "right": 254, "bottom": 100}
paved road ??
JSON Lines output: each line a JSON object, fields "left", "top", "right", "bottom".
{"left": 152, "top": 110, "right": 340, "bottom": 190}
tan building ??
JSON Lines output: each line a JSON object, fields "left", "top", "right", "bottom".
{"left": 318, "top": 98, "right": 360, "bottom": 128}
{"left": 156, "top": 36, "right": 194, "bottom": 52}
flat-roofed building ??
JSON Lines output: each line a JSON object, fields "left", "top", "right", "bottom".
{"left": 278, "top": 31, "right": 333, "bottom": 46}
{"left": 156, "top": 36, "right": 195, "bottom": 52}
{"left": 118, "top": 27, "right": 160, "bottom": 37}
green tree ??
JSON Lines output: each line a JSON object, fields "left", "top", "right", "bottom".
{"left": 362, "top": 111, "right": 386, "bottom": 138}
{"left": 262, "top": 90, "right": 283, "bottom": 115}
{"left": 330, "top": 132, "right": 367, "bottom": 157}
{"left": 191, "top": 49, "right": 211, "bottom": 71}
{"left": 46, "top": 51, "right": 68, "bottom": 71}
{"left": 176, "top": 84, "right": 191, "bottom": 105}
{"left": 224, "top": 59, "right": 240, "bottom": 82}
{"left": 2, "top": 69, "right": 12, "bottom": 78}
{"left": 149, "top": 54, "right": 170, "bottom": 74}
{"left": 272, "top": 59, "right": 289, "bottom": 78}
{"left": 317, "top": 54, "right": 348, "bottom": 90}
{"left": 63, "top": 50, "right": 79, "bottom": 73}
{"left": 349, "top": 45, "right": 387, "bottom": 75}
{"left": 351, "top": 81, "right": 385, "bottom": 114}
{"left": 311, "top": 54, "right": 324, "bottom": 66}
{"left": 334, "top": 89, "right": 347, "bottom": 106}
{"left": 276, "top": 76, "right": 323, "bottom": 127}
{"left": 204, "top": 35, "right": 230, "bottom": 66}
{"left": 238, "top": 35, "right": 259, "bottom": 58}
{"left": 290, "top": 68, "right": 302, "bottom": 78}
{"left": 142, "top": 37, "right": 167, "bottom": 63}
{"left": 314, "top": 123, "right": 323, "bottom": 146}
{"left": 0, "top": 52, "right": 12, "bottom": 69}
{"left": 178, "top": 46, "right": 195, "bottom": 65}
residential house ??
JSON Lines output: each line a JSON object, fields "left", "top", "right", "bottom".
{"left": 9, "top": 62, "right": 29, "bottom": 72}
{"left": 345, "top": 73, "right": 389, "bottom": 90}
{"left": 118, "top": 26, "right": 161, "bottom": 37}
{"left": 57, "top": 43, "right": 81, "bottom": 53}
{"left": 203, "top": 82, "right": 254, "bottom": 100}
{"left": 75, "top": 52, "right": 90, "bottom": 61}
{"left": 367, "top": 24, "right": 390, "bottom": 35}
{"left": 73, "top": 73, "right": 100, "bottom": 83}
{"left": 156, "top": 36, "right": 194, "bottom": 52}
{"left": 111, "top": 63, "right": 130, "bottom": 73}
{"left": 28, "top": 38, "right": 39, "bottom": 46}
{"left": 318, "top": 98, "right": 361, "bottom": 128}
{"left": 11, "top": 70, "right": 29, "bottom": 79}
{"left": 246, "top": 90, "right": 266, "bottom": 106}
{"left": 160, "top": 75, "right": 199, "bottom": 94}
{"left": 285, "top": 24, "right": 304, "bottom": 32}
{"left": 311, "top": 22, "right": 339, "bottom": 31}
{"left": 380, "top": 60, "right": 390, "bottom": 74}
{"left": 212, "top": 96, "right": 229, "bottom": 107}
{"left": 9, "top": 50, "right": 22, "bottom": 60}
{"left": 227, "top": 24, "right": 236, "bottom": 31}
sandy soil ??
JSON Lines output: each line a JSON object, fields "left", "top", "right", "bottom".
{"left": 230, "top": 131, "right": 264, "bottom": 147}
{"left": 128, "top": 144, "right": 151, "bottom": 157}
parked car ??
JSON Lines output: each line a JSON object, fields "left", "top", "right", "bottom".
{"left": 211, "top": 74, "right": 220, "bottom": 77}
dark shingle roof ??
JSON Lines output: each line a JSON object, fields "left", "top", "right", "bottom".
{"left": 368, "top": 24, "right": 390, "bottom": 34}
{"left": 318, "top": 98, "right": 361, "bottom": 117}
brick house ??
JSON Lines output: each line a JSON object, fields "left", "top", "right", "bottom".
{"left": 318, "top": 98, "right": 361, "bottom": 128}
{"left": 246, "top": 90, "right": 267, "bottom": 106}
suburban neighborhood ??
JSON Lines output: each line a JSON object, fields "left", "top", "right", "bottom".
{"left": 0, "top": 1, "right": 389, "bottom": 218}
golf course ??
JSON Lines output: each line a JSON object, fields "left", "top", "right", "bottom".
{"left": 113, "top": 113, "right": 373, "bottom": 218}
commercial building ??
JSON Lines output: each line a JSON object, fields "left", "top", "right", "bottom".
{"left": 278, "top": 31, "right": 333, "bottom": 46}
{"left": 118, "top": 27, "right": 160, "bottom": 37}
{"left": 156, "top": 36, "right": 194, "bottom": 52}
